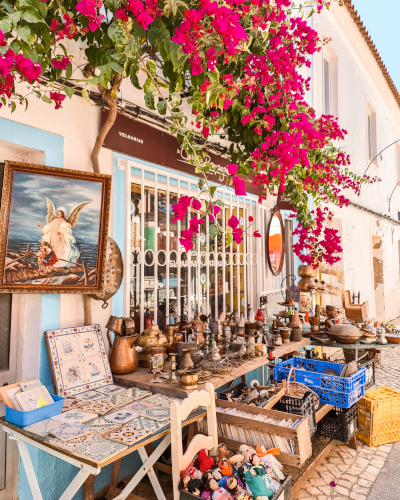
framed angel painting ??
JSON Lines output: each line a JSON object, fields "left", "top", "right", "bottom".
{"left": 0, "top": 161, "right": 111, "bottom": 293}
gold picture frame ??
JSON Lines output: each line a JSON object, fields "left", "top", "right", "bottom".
{"left": 0, "top": 161, "right": 111, "bottom": 293}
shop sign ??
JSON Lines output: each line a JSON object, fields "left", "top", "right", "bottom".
{"left": 102, "top": 110, "right": 261, "bottom": 196}
{"left": 276, "top": 190, "right": 295, "bottom": 210}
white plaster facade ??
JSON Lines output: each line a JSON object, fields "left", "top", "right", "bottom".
{"left": 311, "top": 3, "right": 400, "bottom": 321}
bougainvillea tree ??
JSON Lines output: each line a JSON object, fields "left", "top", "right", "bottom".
{"left": 0, "top": 0, "right": 375, "bottom": 266}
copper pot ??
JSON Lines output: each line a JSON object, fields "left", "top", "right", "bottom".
{"left": 163, "top": 314, "right": 183, "bottom": 353}
{"left": 180, "top": 370, "right": 198, "bottom": 390}
{"left": 107, "top": 332, "right": 138, "bottom": 375}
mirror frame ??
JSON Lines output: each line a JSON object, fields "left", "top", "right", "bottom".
{"left": 266, "top": 207, "right": 285, "bottom": 276}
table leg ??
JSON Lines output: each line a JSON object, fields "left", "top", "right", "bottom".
{"left": 106, "top": 459, "right": 122, "bottom": 500}
{"left": 113, "top": 434, "right": 171, "bottom": 500}
{"left": 241, "top": 375, "right": 246, "bottom": 384}
{"left": 16, "top": 440, "right": 43, "bottom": 500}
{"left": 146, "top": 443, "right": 159, "bottom": 479}
{"left": 84, "top": 474, "right": 95, "bottom": 500}
{"left": 260, "top": 366, "right": 265, "bottom": 386}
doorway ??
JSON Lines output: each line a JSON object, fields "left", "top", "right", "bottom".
{"left": 372, "top": 236, "right": 385, "bottom": 320}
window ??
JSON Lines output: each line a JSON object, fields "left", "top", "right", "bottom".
{"left": 323, "top": 55, "right": 331, "bottom": 115}
{"left": 367, "top": 105, "right": 377, "bottom": 162}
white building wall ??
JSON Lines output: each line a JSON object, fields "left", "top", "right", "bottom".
{"left": 312, "top": 4, "right": 400, "bottom": 321}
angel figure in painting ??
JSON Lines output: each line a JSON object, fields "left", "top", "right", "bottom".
{"left": 38, "top": 197, "right": 91, "bottom": 267}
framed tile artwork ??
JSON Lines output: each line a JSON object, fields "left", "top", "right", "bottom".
{"left": 45, "top": 324, "right": 113, "bottom": 397}
{"left": 49, "top": 424, "right": 93, "bottom": 442}
{"left": 103, "top": 410, "right": 139, "bottom": 425}
{"left": 74, "top": 437, "right": 127, "bottom": 463}
{"left": 79, "top": 400, "right": 118, "bottom": 415}
{"left": 84, "top": 417, "right": 121, "bottom": 436}
{"left": 25, "top": 419, "right": 65, "bottom": 437}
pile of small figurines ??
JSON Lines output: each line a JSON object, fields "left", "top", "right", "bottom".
{"left": 179, "top": 443, "right": 285, "bottom": 499}
{"left": 226, "top": 383, "right": 281, "bottom": 409}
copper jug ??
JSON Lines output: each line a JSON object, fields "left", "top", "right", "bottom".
{"left": 107, "top": 332, "right": 139, "bottom": 375}
{"left": 163, "top": 313, "right": 183, "bottom": 353}
{"left": 190, "top": 318, "right": 205, "bottom": 344}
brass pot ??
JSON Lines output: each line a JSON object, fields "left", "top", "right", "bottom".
{"left": 107, "top": 333, "right": 138, "bottom": 375}
{"left": 163, "top": 314, "right": 183, "bottom": 354}
{"left": 180, "top": 370, "right": 199, "bottom": 390}
{"left": 106, "top": 316, "right": 135, "bottom": 336}
{"left": 179, "top": 348, "right": 195, "bottom": 370}
{"left": 136, "top": 322, "right": 171, "bottom": 368}
{"left": 190, "top": 319, "right": 205, "bottom": 344}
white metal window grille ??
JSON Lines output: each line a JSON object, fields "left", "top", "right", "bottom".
{"left": 323, "top": 54, "right": 331, "bottom": 115}
{"left": 119, "top": 158, "right": 285, "bottom": 331}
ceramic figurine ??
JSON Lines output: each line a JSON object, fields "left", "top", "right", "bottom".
{"left": 206, "top": 478, "right": 234, "bottom": 500}
{"left": 219, "top": 458, "right": 233, "bottom": 477}
{"left": 189, "top": 466, "right": 201, "bottom": 480}
{"left": 226, "top": 477, "right": 252, "bottom": 500}
{"left": 249, "top": 455, "right": 280, "bottom": 495}
{"left": 189, "top": 478, "right": 204, "bottom": 496}
{"left": 198, "top": 449, "right": 215, "bottom": 473}
{"left": 243, "top": 465, "right": 273, "bottom": 499}
{"left": 212, "top": 468, "right": 230, "bottom": 488}
{"left": 228, "top": 454, "right": 244, "bottom": 474}
{"left": 180, "top": 469, "right": 191, "bottom": 491}
{"left": 217, "top": 443, "right": 231, "bottom": 461}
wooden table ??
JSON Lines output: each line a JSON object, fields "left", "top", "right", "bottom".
{"left": 0, "top": 408, "right": 206, "bottom": 500}
{"left": 115, "top": 339, "right": 311, "bottom": 398}
{"left": 310, "top": 340, "right": 395, "bottom": 360}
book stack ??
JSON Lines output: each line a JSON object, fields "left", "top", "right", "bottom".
{"left": 2, "top": 379, "right": 54, "bottom": 411}
{"left": 198, "top": 406, "right": 300, "bottom": 455}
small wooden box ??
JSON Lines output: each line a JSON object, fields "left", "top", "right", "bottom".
{"left": 343, "top": 291, "right": 368, "bottom": 322}
{"left": 197, "top": 399, "right": 312, "bottom": 468}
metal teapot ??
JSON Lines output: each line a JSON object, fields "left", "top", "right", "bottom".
{"left": 136, "top": 321, "right": 171, "bottom": 367}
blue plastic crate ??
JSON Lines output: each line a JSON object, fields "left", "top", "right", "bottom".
{"left": 5, "top": 395, "right": 64, "bottom": 427}
{"left": 274, "top": 357, "right": 366, "bottom": 408}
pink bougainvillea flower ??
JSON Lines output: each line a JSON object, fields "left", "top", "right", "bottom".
{"left": 227, "top": 163, "right": 238, "bottom": 176}
{"left": 202, "top": 126, "right": 210, "bottom": 138}
{"left": 182, "top": 229, "right": 194, "bottom": 239}
{"left": 329, "top": 481, "right": 336, "bottom": 488}
{"left": 192, "top": 198, "right": 201, "bottom": 210}
{"left": 50, "top": 92, "right": 66, "bottom": 109}
{"left": 50, "top": 19, "right": 59, "bottom": 31}
{"left": 115, "top": 8, "right": 129, "bottom": 22}
{"left": 180, "top": 237, "right": 193, "bottom": 252}
{"left": 52, "top": 56, "right": 70, "bottom": 70}
{"left": 208, "top": 203, "right": 220, "bottom": 222}
{"left": 0, "top": 30, "right": 7, "bottom": 47}
{"left": 189, "top": 216, "right": 205, "bottom": 233}
{"left": 228, "top": 215, "right": 239, "bottom": 229}
{"left": 249, "top": 216, "right": 254, "bottom": 222}
{"left": 254, "top": 230, "right": 261, "bottom": 237}
{"left": 172, "top": 195, "right": 193, "bottom": 223}
{"left": 232, "top": 227, "right": 243, "bottom": 244}
{"left": 232, "top": 176, "right": 246, "bottom": 196}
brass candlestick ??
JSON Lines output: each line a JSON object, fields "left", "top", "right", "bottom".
{"left": 165, "top": 353, "right": 180, "bottom": 385}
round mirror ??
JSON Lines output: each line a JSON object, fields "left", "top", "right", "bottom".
{"left": 267, "top": 210, "right": 285, "bottom": 275}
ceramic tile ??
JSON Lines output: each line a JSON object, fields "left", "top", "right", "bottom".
{"left": 79, "top": 400, "right": 119, "bottom": 415}
{"left": 85, "top": 417, "right": 122, "bottom": 436}
{"left": 49, "top": 433, "right": 98, "bottom": 451}
{"left": 125, "top": 387, "right": 152, "bottom": 400}
{"left": 15, "top": 386, "right": 54, "bottom": 411}
{"left": 51, "top": 410, "right": 97, "bottom": 424}
{"left": 74, "top": 437, "right": 127, "bottom": 462}
{"left": 103, "top": 410, "right": 139, "bottom": 424}
{"left": 103, "top": 425, "right": 152, "bottom": 445}
{"left": 156, "top": 397, "right": 182, "bottom": 409}
{"left": 143, "top": 394, "right": 169, "bottom": 405}
{"left": 25, "top": 419, "right": 65, "bottom": 437}
{"left": 138, "top": 406, "right": 170, "bottom": 421}
{"left": 102, "top": 392, "right": 134, "bottom": 406}
{"left": 124, "top": 401, "right": 159, "bottom": 414}
{"left": 94, "top": 384, "right": 126, "bottom": 396}
{"left": 74, "top": 390, "right": 105, "bottom": 402}
{"left": 49, "top": 424, "right": 93, "bottom": 442}
{"left": 62, "top": 397, "right": 86, "bottom": 412}
{"left": 45, "top": 325, "right": 113, "bottom": 397}
{"left": 127, "top": 416, "right": 170, "bottom": 433}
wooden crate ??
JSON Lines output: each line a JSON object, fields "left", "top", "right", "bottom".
{"left": 197, "top": 399, "right": 312, "bottom": 468}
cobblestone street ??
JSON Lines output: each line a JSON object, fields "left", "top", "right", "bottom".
{"left": 292, "top": 346, "right": 400, "bottom": 500}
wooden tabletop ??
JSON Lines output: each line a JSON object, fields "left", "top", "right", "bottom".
{"left": 310, "top": 341, "right": 396, "bottom": 349}
{"left": 114, "top": 339, "right": 311, "bottom": 398}
{"left": 0, "top": 408, "right": 206, "bottom": 470}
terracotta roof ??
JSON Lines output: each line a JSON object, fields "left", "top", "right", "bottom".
{"left": 343, "top": 0, "right": 400, "bottom": 107}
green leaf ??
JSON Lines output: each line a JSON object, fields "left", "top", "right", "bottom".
{"left": 10, "top": 41, "right": 19, "bottom": 53}
{"left": 0, "top": 46, "right": 7, "bottom": 55}
{"left": 157, "top": 99, "right": 167, "bottom": 115}
{"left": 10, "top": 100, "right": 16, "bottom": 113}
{"left": 41, "top": 95, "right": 52, "bottom": 104}
{"left": 130, "top": 68, "right": 141, "bottom": 89}
{"left": 20, "top": 41, "right": 37, "bottom": 62}
{"left": 209, "top": 224, "right": 219, "bottom": 240}
{"left": 198, "top": 178, "right": 205, "bottom": 190}
{"left": 111, "top": 89, "right": 117, "bottom": 98}
{"left": 16, "top": 26, "right": 31, "bottom": 45}
{"left": 65, "top": 63, "right": 72, "bottom": 82}
{"left": 58, "top": 43, "right": 68, "bottom": 57}
{"left": 0, "top": 1, "right": 13, "bottom": 14}
{"left": 64, "top": 86, "right": 74, "bottom": 99}
{"left": 98, "top": 71, "right": 109, "bottom": 89}
{"left": 144, "top": 91, "right": 155, "bottom": 110}
{"left": 171, "top": 45, "right": 187, "bottom": 71}
{"left": 21, "top": 7, "right": 44, "bottom": 23}
{"left": 8, "top": 11, "right": 21, "bottom": 26}
{"left": 99, "top": 64, "right": 112, "bottom": 79}
{"left": 209, "top": 186, "right": 217, "bottom": 199}
{"left": 108, "top": 20, "right": 128, "bottom": 45}
{"left": 143, "top": 77, "right": 156, "bottom": 94}
{"left": 146, "top": 59, "right": 157, "bottom": 77}
{"left": 81, "top": 88, "right": 92, "bottom": 105}
{"left": 225, "top": 233, "right": 233, "bottom": 247}
{"left": 170, "top": 91, "right": 181, "bottom": 108}
{"left": 104, "top": 0, "right": 119, "bottom": 12}
{"left": 0, "top": 16, "right": 12, "bottom": 33}
{"left": 87, "top": 76, "right": 98, "bottom": 85}
{"left": 32, "top": 0, "right": 47, "bottom": 18}
{"left": 19, "top": 0, "right": 32, "bottom": 6}
{"left": 110, "top": 60, "right": 123, "bottom": 73}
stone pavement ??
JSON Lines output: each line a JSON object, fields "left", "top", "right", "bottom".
{"left": 291, "top": 345, "right": 400, "bottom": 500}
